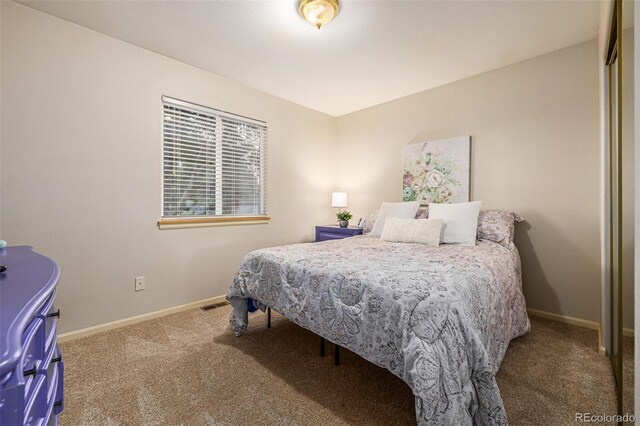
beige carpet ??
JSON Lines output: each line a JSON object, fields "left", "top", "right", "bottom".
{"left": 624, "top": 335, "right": 635, "bottom": 417}
{"left": 59, "top": 306, "right": 629, "bottom": 425}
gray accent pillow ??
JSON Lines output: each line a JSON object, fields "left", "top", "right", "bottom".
{"left": 476, "top": 210, "right": 522, "bottom": 246}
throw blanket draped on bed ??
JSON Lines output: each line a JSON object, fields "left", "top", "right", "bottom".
{"left": 227, "top": 236, "right": 530, "bottom": 425}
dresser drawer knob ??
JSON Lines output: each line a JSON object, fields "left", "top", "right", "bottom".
{"left": 23, "top": 367, "right": 37, "bottom": 377}
{"left": 47, "top": 309, "right": 60, "bottom": 318}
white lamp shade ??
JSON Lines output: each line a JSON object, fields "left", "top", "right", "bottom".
{"left": 331, "top": 192, "right": 348, "bottom": 208}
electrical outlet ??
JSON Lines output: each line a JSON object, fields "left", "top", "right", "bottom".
{"left": 135, "top": 276, "right": 146, "bottom": 292}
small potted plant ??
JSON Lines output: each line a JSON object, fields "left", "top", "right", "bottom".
{"left": 336, "top": 210, "right": 353, "bottom": 228}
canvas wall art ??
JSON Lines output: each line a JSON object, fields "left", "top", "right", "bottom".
{"left": 402, "top": 136, "right": 470, "bottom": 204}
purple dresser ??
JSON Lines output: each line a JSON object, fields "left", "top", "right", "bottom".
{"left": 0, "top": 246, "right": 63, "bottom": 425}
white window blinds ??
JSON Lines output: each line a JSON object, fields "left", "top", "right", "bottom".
{"left": 162, "top": 96, "right": 267, "bottom": 218}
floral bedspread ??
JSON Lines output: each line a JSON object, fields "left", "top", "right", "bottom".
{"left": 227, "top": 236, "right": 530, "bottom": 425}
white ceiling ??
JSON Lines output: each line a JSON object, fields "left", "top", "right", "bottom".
{"left": 18, "top": 0, "right": 601, "bottom": 117}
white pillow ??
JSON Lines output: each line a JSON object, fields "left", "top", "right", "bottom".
{"left": 380, "top": 218, "right": 444, "bottom": 247}
{"left": 370, "top": 201, "right": 420, "bottom": 237}
{"left": 428, "top": 201, "right": 482, "bottom": 246}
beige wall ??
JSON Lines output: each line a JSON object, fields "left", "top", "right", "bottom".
{"left": 1, "top": 3, "right": 336, "bottom": 333}
{"left": 335, "top": 40, "right": 601, "bottom": 322}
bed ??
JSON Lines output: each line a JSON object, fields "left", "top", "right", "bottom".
{"left": 226, "top": 227, "right": 530, "bottom": 425}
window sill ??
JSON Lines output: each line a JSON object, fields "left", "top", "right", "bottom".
{"left": 157, "top": 216, "right": 271, "bottom": 230}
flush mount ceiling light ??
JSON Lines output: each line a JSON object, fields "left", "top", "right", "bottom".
{"left": 299, "top": 0, "right": 340, "bottom": 30}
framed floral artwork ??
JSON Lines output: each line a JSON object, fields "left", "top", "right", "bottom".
{"left": 402, "top": 136, "right": 470, "bottom": 204}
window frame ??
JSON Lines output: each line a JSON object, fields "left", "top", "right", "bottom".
{"left": 157, "top": 96, "right": 270, "bottom": 229}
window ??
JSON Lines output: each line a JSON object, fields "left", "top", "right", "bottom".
{"left": 160, "top": 97, "right": 268, "bottom": 226}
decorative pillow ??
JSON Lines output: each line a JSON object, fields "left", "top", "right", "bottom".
{"left": 428, "top": 201, "right": 482, "bottom": 246}
{"left": 380, "top": 218, "right": 443, "bottom": 246}
{"left": 415, "top": 205, "right": 429, "bottom": 219}
{"left": 370, "top": 201, "right": 420, "bottom": 237}
{"left": 362, "top": 210, "right": 378, "bottom": 234}
{"left": 476, "top": 210, "right": 521, "bottom": 246}
{"left": 363, "top": 205, "right": 429, "bottom": 234}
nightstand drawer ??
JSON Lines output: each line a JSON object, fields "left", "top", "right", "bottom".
{"left": 317, "top": 231, "right": 351, "bottom": 241}
{"left": 315, "top": 225, "right": 363, "bottom": 242}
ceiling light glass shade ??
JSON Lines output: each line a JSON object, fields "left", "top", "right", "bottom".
{"left": 299, "top": 0, "right": 340, "bottom": 29}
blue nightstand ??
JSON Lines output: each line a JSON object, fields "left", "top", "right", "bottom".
{"left": 315, "top": 225, "right": 363, "bottom": 242}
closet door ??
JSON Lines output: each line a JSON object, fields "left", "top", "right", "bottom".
{"left": 620, "top": 0, "right": 635, "bottom": 415}
{"left": 609, "top": 49, "right": 622, "bottom": 405}
{"left": 605, "top": 0, "right": 634, "bottom": 415}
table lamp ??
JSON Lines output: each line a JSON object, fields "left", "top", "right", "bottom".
{"left": 331, "top": 192, "right": 351, "bottom": 227}
{"left": 331, "top": 192, "right": 347, "bottom": 210}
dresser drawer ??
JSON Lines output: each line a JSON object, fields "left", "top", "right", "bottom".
{"left": 36, "top": 293, "right": 55, "bottom": 318}
{"left": 23, "top": 374, "right": 47, "bottom": 426}
{"left": 53, "top": 352, "right": 63, "bottom": 416}
{"left": 43, "top": 346, "right": 62, "bottom": 402}
{"left": 21, "top": 318, "right": 45, "bottom": 406}
{"left": 36, "top": 293, "right": 59, "bottom": 354}
{"left": 21, "top": 318, "right": 45, "bottom": 379}
{"left": 45, "top": 355, "right": 60, "bottom": 424}
{"left": 43, "top": 317, "right": 58, "bottom": 358}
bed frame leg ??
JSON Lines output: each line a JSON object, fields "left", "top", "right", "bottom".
{"left": 267, "top": 307, "right": 272, "bottom": 328}
{"left": 320, "top": 337, "right": 325, "bottom": 357}
{"left": 334, "top": 344, "right": 340, "bottom": 366}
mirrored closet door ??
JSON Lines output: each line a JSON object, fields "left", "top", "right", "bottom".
{"left": 606, "top": 0, "right": 634, "bottom": 415}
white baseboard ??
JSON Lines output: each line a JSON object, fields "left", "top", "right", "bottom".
{"left": 58, "top": 294, "right": 227, "bottom": 343}
{"left": 527, "top": 308, "right": 636, "bottom": 357}
{"left": 527, "top": 308, "right": 600, "bottom": 330}
{"left": 58, "top": 301, "right": 636, "bottom": 348}
{"left": 527, "top": 308, "right": 605, "bottom": 356}
{"left": 597, "top": 330, "right": 633, "bottom": 356}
